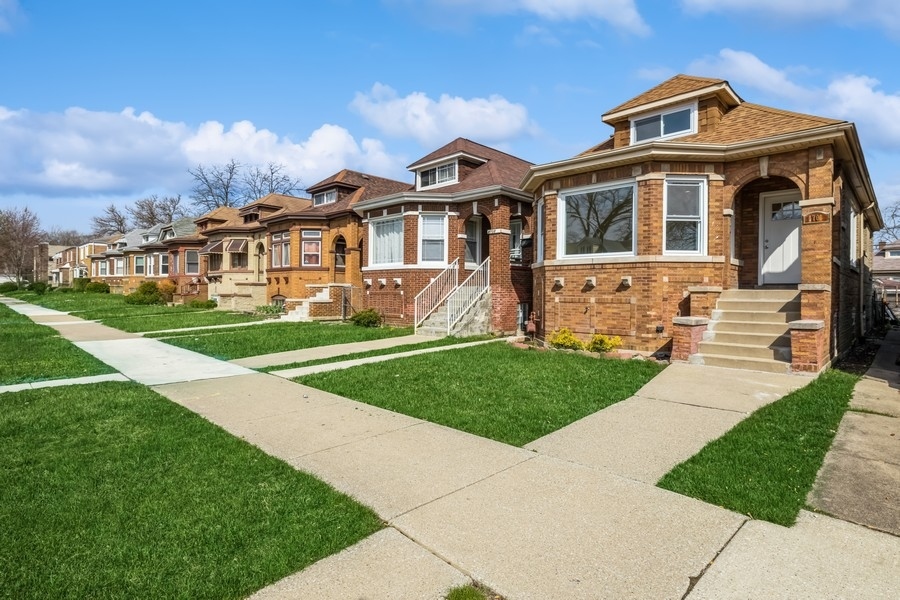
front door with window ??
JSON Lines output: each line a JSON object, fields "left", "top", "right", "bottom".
{"left": 760, "top": 190, "right": 801, "bottom": 285}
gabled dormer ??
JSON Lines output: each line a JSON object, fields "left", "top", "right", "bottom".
{"left": 408, "top": 141, "right": 489, "bottom": 191}
{"left": 313, "top": 188, "right": 338, "bottom": 206}
{"left": 601, "top": 75, "right": 742, "bottom": 149}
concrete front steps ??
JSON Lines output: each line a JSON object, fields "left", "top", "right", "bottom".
{"left": 690, "top": 289, "right": 800, "bottom": 373}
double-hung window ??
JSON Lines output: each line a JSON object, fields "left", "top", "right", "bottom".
{"left": 849, "top": 207, "right": 859, "bottom": 267}
{"left": 419, "top": 214, "right": 446, "bottom": 264}
{"left": 560, "top": 181, "right": 635, "bottom": 257}
{"left": 664, "top": 178, "right": 706, "bottom": 254}
{"left": 465, "top": 217, "right": 481, "bottom": 267}
{"left": 159, "top": 254, "right": 169, "bottom": 275}
{"left": 185, "top": 250, "right": 199, "bottom": 275}
{"left": 510, "top": 220, "right": 523, "bottom": 263}
{"left": 114, "top": 258, "right": 124, "bottom": 276}
{"left": 302, "top": 230, "right": 322, "bottom": 266}
{"left": 632, "top": 104, "right": 695, "bottom": 144}
{"left": 134, "top": 256, "right": 144, "bottom": 275}
{"left": 536, "top": 200, "right": 545, "bottom": 263}
{"left": 271, "top": 232, "right": 290, "bottom": 268}
{"left": 370, "top": 217, "right": 404, "bottom": 266}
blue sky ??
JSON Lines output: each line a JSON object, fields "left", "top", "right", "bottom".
{"left": 2, "top": 0, "right": 899, "bottom": 233}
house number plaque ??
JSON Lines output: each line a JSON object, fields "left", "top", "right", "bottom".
{"left": 802, "top": 211, "right": 830, "bottom": 224}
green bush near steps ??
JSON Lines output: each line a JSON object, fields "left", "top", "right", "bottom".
{"left": 349, "top": 308, "right": 383, "bottom": 327}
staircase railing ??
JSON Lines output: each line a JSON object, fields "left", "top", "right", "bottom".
{"left": 446, "top": 257, "right": 490, "bottom": 334}
{"left": 414, "top": 258, "right": 459, "bottom": 332}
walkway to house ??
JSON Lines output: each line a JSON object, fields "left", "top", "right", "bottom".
{"left": 4, "top": 295, "right": 898, "bottom": 598}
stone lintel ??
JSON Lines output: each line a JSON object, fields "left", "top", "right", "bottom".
{"left": 790, "top": 320, "right": 825, "bottom": 330}
{"left": 673, "top": 316, "right": 709, "bottom": 326}
{"left": 687, "top": 286, "right": 723, "bottom": 293}
{"left": 799, "top": 284, "right": 831, "bottom": 292}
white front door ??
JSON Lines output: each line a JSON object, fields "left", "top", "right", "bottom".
{"left": 760, "top": 190, "right": 802, "bottom": 285}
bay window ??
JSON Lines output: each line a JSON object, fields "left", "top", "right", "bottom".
{"left": 560, "top": 182, "right": 635, "bottom": 257}
{"left": 302, "top": 230, "right": 322, "bottom": 266}
{"left": 271, "top": 232, "right": 290, "bottom": 268}
{"left": 370, "top": 217, "right": 404, "bottom": 266}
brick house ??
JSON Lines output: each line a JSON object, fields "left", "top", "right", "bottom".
{"left": 354, "top": 138, "right": 534, "bottom": 334}
{"left": 521, "top": 75, "right": 882, "bottom": 373}
{"left": 201, "top": 194, "right": 311, "bottom": 312}
{"left": 259, "top": 170, "right": 409, "bottom": 320}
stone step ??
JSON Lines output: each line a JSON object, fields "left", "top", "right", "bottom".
{"left": 698, "top": 341, "right": 791, "bottom": 361}
{"left": 415, "top": 325, "right": 448, "bottom": 338}
{"left": 712, "top": 310, "right": 800, "bottom": 323}
{"left": 707, "top": 320, "right": 793, "bottom": 335}
{"left": 715, "top": 299, "right": 800, "bottom": 313}
{"left": 702, "top": 330, "right": 791, "bottom": 346}
{"left": 689, "top": 353, "right": 793, "bottom": 374}
{"left": 719, "top": 289, "right": 800, "bottom": 301}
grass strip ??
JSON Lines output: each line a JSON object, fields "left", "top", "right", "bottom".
{"left": 0, "top": 304, "right": 116, "bottom": 385}
{"left": 257, "top": 335, "right": 492, "bottom": 372}
{"left": 0, "top": 382, "right": 382, "bottom": 599}
{"left": 298, "top": 343, "right": 664, "bottom": 447}
{"left": 160, "top": 322, "right": 414, "bottom": 360}
{"left": 99, "top": 311, "right": 267, "bottom": 332}
{"left": 657, "top": 369, "right": 858, "bottom": 526}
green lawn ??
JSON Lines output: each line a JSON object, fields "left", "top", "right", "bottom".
{"left": 100, "top": 311, "right": 268, "bottom": 333}
{"left": 657, "top": 369, "right": 858, "bottom": 526}
{"left": 0, "top": 304, "right": 116, "bottom": 385}
{"left": 159, "top": 322, "right": 414, "bottom": 360}
{"left": 0, "top": 382, "right": 382, "bottom": 599}
{"left": 297, "top": 343, "right": 665, "bottom": 446}
{"left": 257, "top": 334, "right": 492, "bottom": 372}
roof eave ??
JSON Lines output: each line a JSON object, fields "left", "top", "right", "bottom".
{"left": 602, "top": 82, "right": 742, "bottom": 124}
{"left": 352, "top": 185, "right": 532, "bottom": 215}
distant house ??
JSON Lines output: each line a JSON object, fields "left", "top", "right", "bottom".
{"left": 873, "top": 241, "right": 900, "bottom": 310}
{"left": 354, "top": 138, "right": 534, "bottom": 334}
{"left": 520, "top": 74, "right": 882, "bottom": 373}
{"left": 259, "top": 169, "right": 410, "bottom": 320}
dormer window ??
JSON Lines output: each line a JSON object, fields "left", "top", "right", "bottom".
{"left": 243, "top": 213, "right": 259, "bottom": 224}
{"left": 631, "top": 103, "right": 695, "bottom": 144}
{"left": 419, "top": 162, "right": 457, "bottom": 189}
{"left": 314, "top": 189, "right": 337, "bottom": 206}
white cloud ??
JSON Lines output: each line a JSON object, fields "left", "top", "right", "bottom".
{"left": 688, "top": 49, "right": 812, "bottom": 101}
{"left": 680, "top": 0, "right": 900, "bottom": 34}
{"left": 412, "top": 0, "right": 650, "bottom": 35}
{"left": 350, "top": 83, "right": 535, "bottom": 147}
{"left": 822, "top": 75, "right": 900, "bottom": 148}
{"left": 0, "top": 105, "right": 405, "bottom": 199}
{"left": 516, "top": 24, "right": 561, "bottom": 46}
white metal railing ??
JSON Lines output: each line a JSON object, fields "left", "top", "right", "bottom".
{"left": 446, "top": 257, "right": 490, "bottom": 333}
{"left": 414, "top": 258, "right": 459, "bottom": 331}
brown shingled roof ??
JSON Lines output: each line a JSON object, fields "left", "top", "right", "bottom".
{"left": 603, "top": 75, "right": 728, "bottom": 116}
{"left": 406, "top": 138, "right": 533, "bottom": 192}
{"left": 292, "top": 170, "right": 411, "bottom": 218}
{"left": 681, "top": 103, "right": 843, "bottom": 144}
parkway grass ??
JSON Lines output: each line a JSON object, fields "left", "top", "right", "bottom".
{"left": 297, "top": 343, "right": 665, "bottom": 447}
{"left": 0, "top": 382, "right": 382, "bottom": 599}
{"left": 0, "top": 304, "right": 115, "bottom": 385}
{"left": 657, "top": 369, "right": 858, "bottom": 526}
{"left": 99, "top": 310, "right": 268, "bottom": 333}
{"left": 160, "top": 322, "right": 414, "bottom": 360}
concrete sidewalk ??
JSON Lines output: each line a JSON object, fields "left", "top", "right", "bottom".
{"left": 808, "top": 329, "right": 900, "bottom": 536}
{"left": 6, "top": 295, "right": 898, "bottom": 598}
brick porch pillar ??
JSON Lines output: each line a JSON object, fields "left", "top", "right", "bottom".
{"left": 686, "top": 286, "right": 723, "bottom": 318}
{"left": 671, "top": 316, "right": 708, "bottom": 361}
{"left": 790, "top": 319, "right": 826, "bottom": 373}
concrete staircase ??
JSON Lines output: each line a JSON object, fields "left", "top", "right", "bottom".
{"left": 416, "top": 287, "right": 492, "bottom": 338}
{"left": 690, "top": 289, "right": 799, "bottom": 373}
{"left": 280, "top": 286, "right": 331, "bottom": 322}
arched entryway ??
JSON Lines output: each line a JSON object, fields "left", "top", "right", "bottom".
{"left": 255, "top": 242, "right": 265, "bottom": 282}
{"left": 463, "top": 214, "right": 491, "bottom": 269}
{"left": 733, "top": 176, "right": 803, "bottom": 288}
{"left": 333, "top": 235, "right": 347, "bottom": 283}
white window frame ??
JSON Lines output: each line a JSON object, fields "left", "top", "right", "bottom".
{"left": 185, "top": 250, "right": 199, "bottom": 275}
{"left": 630, "top": 102, "right": 697, "bottom": 145}
{"left": 159, "top": 253, "right": 169, "bottom": 275}
{"left": 114, "top": 257, "right": 124, "bottom": 276}
{"left": 663, "top": 177, "right": 707, "bottom": 256}
{"left": 418, "top": 213, "right": 448, "bottom": 265}
{"left": 134, "top": 256, "right": 144, "bottom": 275}
{"left": 849, "top": 205, "right": 859, "bottom": 268}
{"left": 418, "top": 161, "right": 458, "bottom": 190}
{"left": 465, "top": 216, "right": 482, "bottom": 268}
{"left": 557, "top": 180, "right": 637, "bottom": 259}
{"left": 301, "top": 230, "right": 322, "bottom": 267}
{"left": 99, "top": 261, "right": 108, "bottom": 276}
{"left": 510, "top": 220, "right": 523, "bottom": 263}
{"left": 271, "top": 232, "right": 290, "bottom": 268}
{"left": 536, "top": 199, "right": 545, "bottom": 263}
{"left": 369, "top": 216, "right": 405, "bottom": 267}
{"left": 313, "top": 189, "right": 337, "bottom": 206}
{"left": 146, "top": 255, "right": 155, "bottom": 277}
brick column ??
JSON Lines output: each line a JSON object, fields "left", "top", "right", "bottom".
{"left": 790, "top": 319, "right": 826, "bottom": 373}
{"left": 672, "top": 316, "right": 708, "bottom": 361}
{"left": 686, "top": 286, "right": 722, "bottom": 318}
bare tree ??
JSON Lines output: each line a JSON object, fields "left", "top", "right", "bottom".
{"left": 127, "top": 194, "right": 189, "bottom": 228}
{"left": 91, "top": 204, "right": 131, "bottom": 236}
{"left": 43, "top": 227, "right": 91, "bottom": 246}
{"left": 877, "top": 198, "right": 900, "bottom": 243}
{"left": 243, "top": 162, "right": 303, "bottom": 201}
{"left": 188, "top": 159, "right": 243, "bottom": 212}
{"left": 0, "top": 206, "right": 42, "bottom": 284}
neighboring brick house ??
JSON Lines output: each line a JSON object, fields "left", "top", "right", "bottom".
{"left": 260, "top": 170, "right": 410, "bottom": 320}
{"left": 873, "top": 241, "right": 900, "bottom": 311}
{"left": 97, "top": 227, "right": 162, "bottom": 294}
{"left": 202, "top": 194, "right": 312, "bottom": 311}
{"left": 35, "top": 244, "right": 67, "bottom": 285}
{"left": 521, "top": 75, "right": 882, "bottom": 373}
{"left": 354, "top": 138, "right": 534, "bottom": 334}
